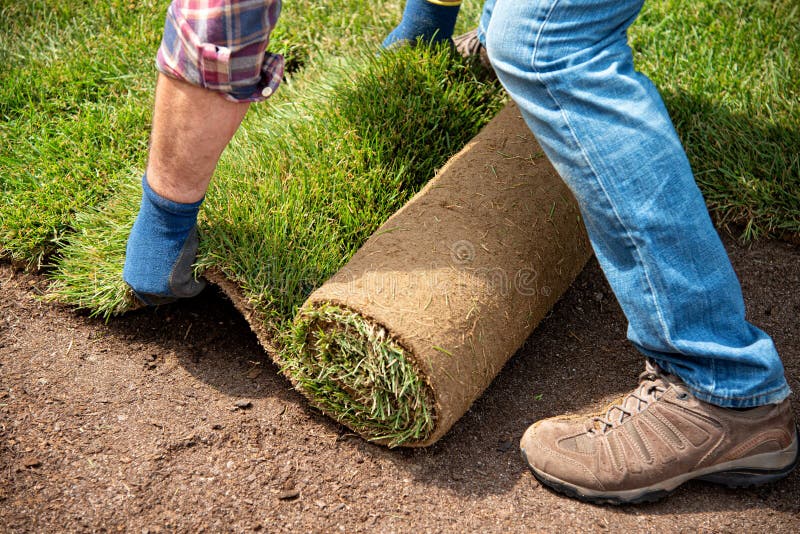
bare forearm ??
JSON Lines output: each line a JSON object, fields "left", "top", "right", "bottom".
{"left": 146, "top": 74, "right": 250, "bottom": 203}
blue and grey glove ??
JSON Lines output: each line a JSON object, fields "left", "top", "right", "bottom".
{"left": 122, "top": 174, "right": 206, "bottom": 306}
{"left": 382, "top": 0, "right": 462, "bottom": 49}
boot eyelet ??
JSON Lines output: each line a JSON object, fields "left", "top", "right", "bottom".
{"left": 676, "top": 392, "right": 689, "bottom": 401}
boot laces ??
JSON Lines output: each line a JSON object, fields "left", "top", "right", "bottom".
{"left": 588, "top": 365, "right": 671, "bottom": 435}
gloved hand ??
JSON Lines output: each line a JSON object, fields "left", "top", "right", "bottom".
{"left": 382, "top": 0, "right": 462, "bottom": 49}
{"left": 122, "top": 174, "right": 206, "bottom": 306}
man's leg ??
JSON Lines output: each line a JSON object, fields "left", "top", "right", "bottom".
{"left": 485, "top": 0, "right": 796, "bottom": 503}
{"left": 123, "top": 0, "right": 283, "bottom": 305}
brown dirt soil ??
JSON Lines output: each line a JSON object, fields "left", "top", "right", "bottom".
{"left": 1, "top": 232, "right": 798, "bottom": 532}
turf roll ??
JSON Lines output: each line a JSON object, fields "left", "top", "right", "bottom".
{"left": 48, "top": 48, "right": 589, "bottom": 448}
{"left": 290, "top": 102, "right": 592, "bottom": 447}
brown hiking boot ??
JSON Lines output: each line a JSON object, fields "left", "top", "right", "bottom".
{"left": 452, "top": 28, "right": 495, "bottom": 79}
{"left": 520, "top": 361, "right": 798, "bottom": 504}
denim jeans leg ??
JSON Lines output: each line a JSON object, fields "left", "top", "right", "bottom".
{"left": 485, "top": 0, "right": 790, "bottom": 407}
{"left": 476, "top": 0, "right": 495, "bottom": 46}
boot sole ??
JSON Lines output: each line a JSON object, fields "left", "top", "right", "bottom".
{"left": 521, "top": 427, "right": 800, "bottom": 505}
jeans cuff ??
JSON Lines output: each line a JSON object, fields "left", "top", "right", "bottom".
{"left": 653, "top": 358, "right": 793, "bottom": 408}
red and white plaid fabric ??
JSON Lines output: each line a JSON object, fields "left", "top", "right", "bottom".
{"left": 156, "top": 0, "right": 284, "bottom": 102}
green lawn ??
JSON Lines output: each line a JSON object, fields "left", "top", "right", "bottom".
{"left": 1, "top": 1, "right": 159, "bottom": 265}
{"left": 632, "top": 0, "right": 800, "bottom": 241}
{"left": 2, "top": 0, "right": 798, "bottom": 447}
{"left": 1, "top": 0, "right": 798, "bottom": 266}
{"left": 0, "top": 0, "right": 480, "bottom": 266}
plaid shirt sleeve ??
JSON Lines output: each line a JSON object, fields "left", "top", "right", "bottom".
{"left": 156, "top": 0, "right": 284, "bottom": 103}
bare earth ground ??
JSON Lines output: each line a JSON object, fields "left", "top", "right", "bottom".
{"left": 1, "top": 233, "right": 798, "bottom": 532}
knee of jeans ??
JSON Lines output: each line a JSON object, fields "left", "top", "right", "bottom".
{"left": 484, "top": 21, "right": 520, "bottom": 76}
{"left": 484, "top": 17, "right": 553, "bottom": 78}
{"left": 485, "top": 15, "right": 605, "bottom": 79}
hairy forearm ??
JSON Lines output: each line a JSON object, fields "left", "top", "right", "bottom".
{"left": 146, "top": 74, "right": 250, "bottom": 204}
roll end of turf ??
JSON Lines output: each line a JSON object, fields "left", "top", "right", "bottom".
{"left": 289, "top": 304, "right": 435, "bottom": 446}
{"left": 290, "top": 102, "right": 593, "bottom": 447}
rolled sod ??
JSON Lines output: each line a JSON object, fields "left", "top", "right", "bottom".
{"left": 287, "top": 102, "right": 592, "bottom": 446}
{"left": 49, "top": 48, "right": 590, "bottom": 447}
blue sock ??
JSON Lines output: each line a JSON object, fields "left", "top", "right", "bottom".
{"left": 382, "top": 0, "right": 462, "bottom": 48}
{"left": 122, "top": 174, "right": 206, "bottom": 305}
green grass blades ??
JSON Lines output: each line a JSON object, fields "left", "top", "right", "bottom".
{"left": 631, "top": 0, "right": 800, "bottom": 240}
{"left": 272, "top": 0, "right": 485, "bottom": 72}
{"left": 0, "top": 0, "right": 474, "bottom": 266}
{"left": 46, "top": 176, "right": 140, "bottom": 316}
{"left": 288, "top": 304, "right": 435, "bottom": 447}
{"left": 49, "top": 45, "right": 503, "bottom": 323}
{"left": 0, "top": 1, "right": 161, "bottom": 266}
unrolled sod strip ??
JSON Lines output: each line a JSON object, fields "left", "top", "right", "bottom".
{"left": 289, "top": 101, "right": 593, "bottom": 447}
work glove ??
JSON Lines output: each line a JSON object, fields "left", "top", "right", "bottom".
{"left": 382, "top": 0, "right": 462, "bottom": 49}
{"left": 122, "top": 174, "right": 206, "bottom": 306}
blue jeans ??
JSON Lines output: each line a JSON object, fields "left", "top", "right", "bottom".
{"left": 479, "top": 0, "right": 790, "bottom": 408}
